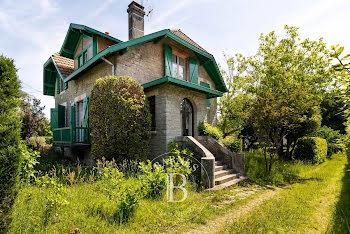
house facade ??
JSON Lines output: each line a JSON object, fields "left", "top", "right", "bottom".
{"left": 43, "top": 1, "right": 227, "bottom": 160}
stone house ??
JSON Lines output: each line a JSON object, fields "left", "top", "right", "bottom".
{"left": 44, "top": 1, "right": 244, "bottom": 188}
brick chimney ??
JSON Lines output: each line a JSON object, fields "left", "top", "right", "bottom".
{"left": 127, "top": 1, "right": 145, "bottom": 40}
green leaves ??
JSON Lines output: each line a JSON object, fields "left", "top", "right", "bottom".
{"left": 221, "top": 25, "right": 332, "bottom": 157}
{"left": 90, "top": 76, "right": 151, "bottom": 161}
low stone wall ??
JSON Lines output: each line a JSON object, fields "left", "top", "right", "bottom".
{"left": 196, "top": 136, "right": 245, "bottom": 175}
{"left": 174, "top": 136, "right": 215, "bottom": 188}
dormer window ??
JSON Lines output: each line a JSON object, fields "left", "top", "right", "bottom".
{"left": 75, "top": 35, "right": 93, "bottom": 69}
{"left": 172, "top": 55, "right": 186, "bottom": 80}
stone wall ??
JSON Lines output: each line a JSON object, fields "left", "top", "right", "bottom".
{"left": 55, "top": 41, "right": 218, "bottom": 128}
{"left": 54, "top": 41, "right": 220, "bottom": 159}
{"left": 145, "top": 84, "right": 211, "bottom": 158}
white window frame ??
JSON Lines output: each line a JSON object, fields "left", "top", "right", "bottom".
{"left": 172, "top": 55, "right": 186, "bottom": 80}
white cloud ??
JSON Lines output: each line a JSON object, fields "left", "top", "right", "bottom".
{"left": 151, "top": 0, "right": 191, "bottom": 26}
{"left": 90, "top": 0, "right": 115, "bottom": 17}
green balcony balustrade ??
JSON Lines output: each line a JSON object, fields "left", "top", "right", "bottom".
{"left": 52, "top": 127, "right": 90, "bottom": 144}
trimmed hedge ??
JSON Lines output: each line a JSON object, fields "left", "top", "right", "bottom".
{"left": 198, "top": 122, "right": 223, "bottom": 140}
{"left": 90, "top": 76, "right": 151, "bottom": 161}
{"left": 0, "top": 55, "right": 22, "bottom": 230}
{"left": 221, "top": 136, "right": 241, "bottom": 153}
{"left": 293, "top": 137, "right": 327, "bottom": 164}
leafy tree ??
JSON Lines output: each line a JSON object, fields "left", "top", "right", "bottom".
{"left": 330, "top": 45, "right": 350, "bottom": 118}
{"left": 90, "top": 76, "right": 151, "bottom": 161}
{"left": 218, "top": 53, "right": 251, "bottom": 138}
{"left": 20, "top": 93, "right": 51, "bottom": 139}
{"left": 320, "top": 90, "right": 347, "bottom": 134}
{"left": 248, "top": 25, "right": 332, "bottom": 159}
{"left": 0, "top": 55, "right": 22, "bottom": 230}
{"left": 221, "top": 26, "right": 333, "bottom": 160}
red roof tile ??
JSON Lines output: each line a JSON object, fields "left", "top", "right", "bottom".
{"left": 52, "top": 53, "right": 74, "bottom": 78}
{"left": 170, "top": 29, "right": 207, "bottom": 52}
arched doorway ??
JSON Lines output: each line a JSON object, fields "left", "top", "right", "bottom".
{"left": 180, "top": 98, "right": 194, "bottom": 136}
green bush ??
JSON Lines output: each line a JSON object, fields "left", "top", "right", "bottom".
{"left": 19, "top": 144, "right": 40, "bottom": 184}
{"left": 0, "top": 55, "right": 22, "bottom": 230}
{"left": 198, "top": 122, "right": 223, "bottom": 140}
{"left": 316, "top": 126, "right": 342, "bottom": 144}
{"left": 138, "top": 161, "right": 167, "bottom": 199}
{"left": 221, "top": 136, "right": 241, "bottom": 153}
{"left": 115, "top": 179, "right": 141, "bottom": 224}
{"left": 26, "top": 136, "right": 46, "bottom": 151}
{"left": 316, "top": 126, "right": 344, "bottom": 156}
{"left": 90, "top": 76, "right": 151, "bottom": 161}
{"left": 43, "top": 136, "right": 52, "bottom": 145}
{"left": 94, "top": 159, "right": 140, "bottom": 224}
{"left": 294, "top": 137, "right": 327, "bottom": 163}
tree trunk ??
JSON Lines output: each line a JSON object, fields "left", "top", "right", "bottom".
{"left": 286, "top": 137, "right": 292, "bottom": 160}
{"left": 269, "top": 151, "right": 273, "bottom": 174}
{"left": 277, "top": 144, "right": 284, "bottom": 159}
{"left": 264, "top": 146, "right": 268, "bottom": 174}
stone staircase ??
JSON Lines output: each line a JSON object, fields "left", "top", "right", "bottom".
{"left": 174, "top": 136, "right": 247, "bottom": 190}
{"left": 211, "top": 160, "right": 247, "bottom": 190}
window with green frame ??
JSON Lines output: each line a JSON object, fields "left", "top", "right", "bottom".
{"left": 74, "top": 35, "right": 93, "bottom": 68}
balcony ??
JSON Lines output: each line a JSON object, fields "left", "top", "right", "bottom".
{"left": 53, "top": 127, "right": 90, "bottom": 145}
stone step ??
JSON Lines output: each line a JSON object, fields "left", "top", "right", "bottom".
{"left": 215, "top": 165, "right": 227, "bottom": 172}
{"left": 215, "top": 173, "right": 239, "bottom": 185}
{"left": 209, "top": 176, "right": 248, "bottom": 191}
{"left": 214, "top": 169, "right": 234, "bottom": 179}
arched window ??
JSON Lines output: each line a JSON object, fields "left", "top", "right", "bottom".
{"left": 180, "top": 98, "right": 193, "bottom": 136}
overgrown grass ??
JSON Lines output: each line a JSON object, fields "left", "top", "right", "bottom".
{"left": 327, "top": 154, "right": 350, "bottom": 233}
{"left": 245, "top": 149, "right": 313, "bottom": 185}
{"left": 220, "top": 153, "right": 348, "bottom": 233}
{"left": 12, "top": 149, "right": 348, "bottom": 233}
{"left": 8, "top": 179, "right": 266, "bottom": 233}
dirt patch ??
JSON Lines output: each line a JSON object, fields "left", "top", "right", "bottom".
{"left": 184, "top": 187, "right": 281, "bottom": 234}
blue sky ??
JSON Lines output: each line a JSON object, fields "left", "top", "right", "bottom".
{"left": 0, "top": 0, "right": 349, "bottom": 118}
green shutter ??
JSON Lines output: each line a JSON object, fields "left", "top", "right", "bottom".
{"left": 50, "top": 108, "right": 58, "bottom": 130}
{"left": 83, "top": 97, "right": 89, "bottom": 142}
{"left": 164, "top": 45, "right": 172, "bottom": 77}
{"left": 189, "top": 57, "right": 198, "bottom": 84}
{"left": 56, "top": 76, "right": 60, "bottom": 94}
{"left": 71, "top": 102, "right": 76, "bottom": 143}
{"left": 57, "top": 105, "right": 65, "bottom": 128}
{"left": 206, "top": 99, "right": 211, "bottom": 107}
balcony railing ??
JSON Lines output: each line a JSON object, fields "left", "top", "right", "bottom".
{"left": 53, "top": 127, "right": 90, "bottom": 145}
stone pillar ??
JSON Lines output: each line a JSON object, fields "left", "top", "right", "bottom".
{"left": 201, "top": 156, "right": 215, "bottom": 188}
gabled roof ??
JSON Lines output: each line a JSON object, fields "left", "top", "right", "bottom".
{"left": 52, "top": 53, "right": 74, "bottom": 78}
{"left": 59, "top": 23, "right": 122, "bottom": 59}
{"left": 60, "top": 28, "right": 228, "bottom": 92}
{"left": 170, "top": 29, "right": 206, "bottom": 52}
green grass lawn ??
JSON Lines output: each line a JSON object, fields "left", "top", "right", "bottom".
{"left": 328, "top": 154, "right": 350, "bottom": 233}
{"left": 8, "top": 151, "right": 349, "bottom": 233}
{"left": 220, "top": 153, "right": 349, "bottom": 233}
{"left": 8, "top": 180, "right": 269, "bottom": 233}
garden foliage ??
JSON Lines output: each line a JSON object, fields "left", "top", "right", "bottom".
{"left": 198, "top": 122, "right": 223, "bottom": 140}
{"left": 221, "top": 136, "right": 241, "bottom": 153}
{"left": 90, "top": 76, "right": 151, "bottom": 161}
{"left": 0, "top": 55, "right": 22, "bottom": 230}
{"left": 294, "top": 137, "right": 327, "bottom": 163}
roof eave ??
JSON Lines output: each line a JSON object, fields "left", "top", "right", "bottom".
{"left": 142, "top": 76, "right": 223, "bottom": 98}
{"left": 61, "top": 28, "right": 227, "bottom": 92}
